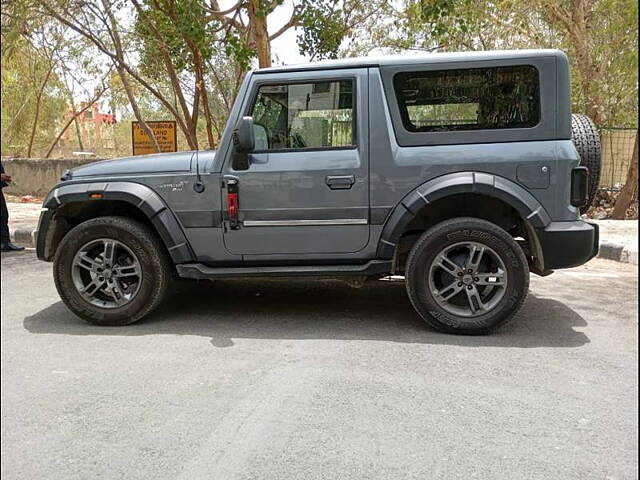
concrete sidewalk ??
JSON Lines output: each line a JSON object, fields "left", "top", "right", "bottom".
{"left": 5, "top": 201, "right": 638, "bottom": 264}
{"left": 6, "top": 201, "right": 43, "bottom": 247}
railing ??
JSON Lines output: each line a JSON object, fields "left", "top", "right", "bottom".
{"left": 598, "top": 127, "right": 638, "bottom": 189}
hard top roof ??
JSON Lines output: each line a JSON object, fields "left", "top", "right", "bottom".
{"left": 254, "top": 49, "right": 566, "bottom": 74}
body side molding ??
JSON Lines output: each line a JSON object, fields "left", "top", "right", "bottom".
{"left": 376, "top": 171, "right": 552, "bottom": 258}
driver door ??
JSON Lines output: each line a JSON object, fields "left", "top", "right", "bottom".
{"left": 221, "top": 68, "right": 370, "bottom": 257}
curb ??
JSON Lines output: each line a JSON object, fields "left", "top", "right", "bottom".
{"left": 9, "top": 229, "right": 37, "bottom": 248}
{"left": 598, "top": 242, "right": 638, "bottom": 265}
{"left": 7, "top": 228, "right": 638, "bottom": 265}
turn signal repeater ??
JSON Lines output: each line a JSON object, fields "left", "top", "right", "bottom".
{"left": 89, "top": 193, "right": 103, "bottom": 199}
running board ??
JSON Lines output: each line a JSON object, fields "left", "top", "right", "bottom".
{"left": 176, "top": 260, "right": 392, "bottom": 279}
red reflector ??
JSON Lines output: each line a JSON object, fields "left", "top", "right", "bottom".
{"left": 227, "top": 192, "right": 238, "bottom": 216}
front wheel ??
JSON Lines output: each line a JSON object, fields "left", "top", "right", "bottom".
{"left": 53, "top": 216, "right": 172, "bottom": 326}
{"left": 405, "top": 217, "right": 529, "bottom": 335}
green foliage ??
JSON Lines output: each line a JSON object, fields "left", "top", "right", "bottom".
{"left": 373, "top": 0, "right": 638, "bottom": 126}
{"left": 1, "top": 39, "right": 66, "bottom": 157}
{"left": 564, "top": 0, "right": 638, "bottom": 126}
{"left": 223, "top": 32, "right": 254, "bottom": 73}
{"left": 134, "top": 0, "right": 216, "bottom": 79}
{"left": 297, "top": 0, "right": 346, "bottom": 60}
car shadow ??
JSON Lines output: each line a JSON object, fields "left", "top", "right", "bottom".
{"left": 23, "top": 278, "right": 589, "bottom": 348}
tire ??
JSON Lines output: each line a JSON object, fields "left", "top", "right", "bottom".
{"left": 571, "top": 113, "right": 602, "bottom": 214}
{"left": 53, "top": 216, "right": 172, "bottom": 326}
{"left": 405, "top": 217, "right": 529, "bottom": 335}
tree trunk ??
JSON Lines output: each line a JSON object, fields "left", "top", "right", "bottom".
{"left": 191, "top": 48, "right": 216, "bottom": 149}
{"left": 73, "top": 114, "right": 84, "bottom": 151}
{"left": 26, "top": 92, "right": 43, "bottom": 158}
{"left": 117, "top": 67, "right": 161, "bottom": 153}
{"left": 611, "top": 131, "right": 639, "bottom": 220}
{"left": 27, "top": 64, "right": 55, "bottom": 158}
{"left": 248, "top": 0, "right": 272, "bottom": 68}
{"left": 65, "top": 89, "right": 85, "bottom": 151}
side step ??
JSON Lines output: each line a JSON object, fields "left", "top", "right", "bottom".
{"left": 176, "top": 260, "right": 392, "bottom": 279}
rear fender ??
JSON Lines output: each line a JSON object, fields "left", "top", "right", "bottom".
{"left": 377, "top": 172, "right": 552, "bottom": 258}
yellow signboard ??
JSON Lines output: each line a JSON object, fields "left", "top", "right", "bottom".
{"left": 132, "top": 121, "right": 177, "bottom": 155}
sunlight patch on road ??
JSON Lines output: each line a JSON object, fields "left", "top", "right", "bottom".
{"left": 559, "top": 271, "right": 620, "bottom": 278}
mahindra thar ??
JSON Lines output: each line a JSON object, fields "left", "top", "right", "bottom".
{"left": 36, "top": 49, "right": 601, "bottom": 334}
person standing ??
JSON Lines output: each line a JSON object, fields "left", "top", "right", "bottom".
{"left": 1, "top": 161, "right": 25, "bottom": 252}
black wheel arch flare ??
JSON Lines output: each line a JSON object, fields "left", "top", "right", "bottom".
{"left": 376, "top": 171, "right": 552, "bottom": 259}
{"left": 38, "top": 181, "right": 195, "bottom": 264}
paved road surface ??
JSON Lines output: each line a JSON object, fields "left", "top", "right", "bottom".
{"left": 1, "top": 251, "right": 638, "bottom": 479}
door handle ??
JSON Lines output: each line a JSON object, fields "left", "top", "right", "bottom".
{"left": 326, "top": 175, "right": 355, "bottom": 190}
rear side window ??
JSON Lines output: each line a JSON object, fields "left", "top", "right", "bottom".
{"left": 250, "top": 80, "right": 355, "bottom": 151}
{"left": 393, "top": 66, "right": 540, "bottom": 132}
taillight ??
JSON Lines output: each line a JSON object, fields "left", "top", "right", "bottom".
{"left": 570, "top": 166, "right": 589, "bottom": 208}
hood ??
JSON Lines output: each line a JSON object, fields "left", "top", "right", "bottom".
{"left": 66, "top": 150, "right": 215, "bottom": 179}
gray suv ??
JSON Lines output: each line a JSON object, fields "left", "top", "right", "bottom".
{"left": 36, "top": 49, "right": 600, "bottom": 334}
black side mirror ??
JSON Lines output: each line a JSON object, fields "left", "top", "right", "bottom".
{"left": 232, "top": 116, "right": 255, "bottom": 171}
{"left": 233, "top": 116, "right": 255, "bottom": 153}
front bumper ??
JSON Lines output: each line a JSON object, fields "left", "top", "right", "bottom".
{"left": 536, "top": 220, "right": 599, "bottom": 270}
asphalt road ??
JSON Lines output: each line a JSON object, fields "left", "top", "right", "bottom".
{"left": 1, "top": 251, "right": 638, "bottom": 480}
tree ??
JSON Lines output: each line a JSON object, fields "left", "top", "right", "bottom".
{"left": 204, "top": 0, "right": 389, "bottom": 68}
{"left": 1, "top": 36, "right": 66, "bottom": 157}
{"left": 40, "top": 0, "right": 165, "bottom": 150}
{"left": 25, "top": 26, "right": 67, "bottom": 157}
{"left": 539, "top": 0, "right": 638, "bottom": 125}
{"left": 370, "top": 0, "right": 638, "bottom": 127}
{"left": 133, "top": 0, "right": 221, "bottom": 148}
{"left": 38, "top": 0, "right": 388, "bottom": 152}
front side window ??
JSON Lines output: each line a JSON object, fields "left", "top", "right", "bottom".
{"left": 394, "top": 65, "right": 540, "bottom": 132}
{"left": 250, "top": 80, "right": 355, "bottom": 150}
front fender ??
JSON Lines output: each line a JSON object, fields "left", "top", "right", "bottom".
{"left": 376, "top": 172, "right": 552, "bottom": 258}
{"left": 38, "top": 181, "right": 194, "bottom": 263}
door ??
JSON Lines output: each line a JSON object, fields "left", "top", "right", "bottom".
{"left": 221, "top": 68, "right": 370, "bottom": 256}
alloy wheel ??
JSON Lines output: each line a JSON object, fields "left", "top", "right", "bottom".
{"left": 71, "top": 238, "right": 142, "bottom": 309}
{"left": 428, "top": 241, "right": 507, "bottom": 318}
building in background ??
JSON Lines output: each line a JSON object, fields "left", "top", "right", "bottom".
{"left": 61, "top": 100, "right": 117, "bottom": 153}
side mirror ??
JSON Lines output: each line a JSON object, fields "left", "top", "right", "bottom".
{"left": 232, "top": 116, "right": 255, "bottom": 154}
{"left": 232, "top": 116, "right": 254, "bottom": 171}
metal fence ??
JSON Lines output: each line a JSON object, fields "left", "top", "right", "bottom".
{"left": 598, "top": 127, "right": 638, "bottom": 189}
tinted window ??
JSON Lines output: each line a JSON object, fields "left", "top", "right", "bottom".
{"left": 250, "top": 80, "right": 355, "bottom": 150}
{"left": 393, "top": 66, "right": 540, "bottom": 132}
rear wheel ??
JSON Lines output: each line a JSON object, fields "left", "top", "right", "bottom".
{"left": 53, "top": 216, "right": 171, "bottom": 326}
{"left": 405, "top": 217, "right": 529, "bottom": 335}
